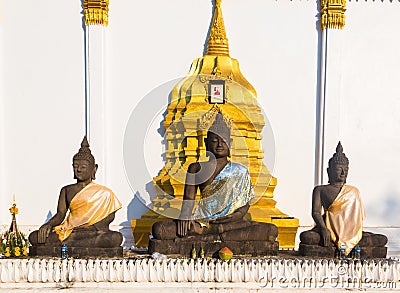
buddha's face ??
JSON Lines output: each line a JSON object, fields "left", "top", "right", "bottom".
{"left": 328, "top": 163, "right": 349, "bottom": 184}
{"left": 205, "top": 132, "right": 230, "bottom": 158}
{"left": 73, "top": 159, "right": 95, "bottom": 182}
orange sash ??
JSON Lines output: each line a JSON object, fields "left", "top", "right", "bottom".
{"left": 54, "top": 182, "right": 122, "bottom": 241}
{"left": 325, "top": 185, "right": 365, "bottom": 255}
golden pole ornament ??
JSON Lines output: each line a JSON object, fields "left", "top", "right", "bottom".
{"left": 320, "top": 0, "right": 346, "bottom": 30}
{"left": 83, "top": 0, "right": 109, "bottom": 26}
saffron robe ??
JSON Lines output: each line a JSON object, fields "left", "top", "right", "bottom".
{"left": 193, "top": 162, "right": 254, "bottom": 224}
{"left": 325, "top": 184, "right": 365, "bottom": 255}
{"left": 54, "top": 182, "right": 122, "bottom": 242}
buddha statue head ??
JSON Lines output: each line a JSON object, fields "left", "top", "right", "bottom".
{"left": 327, "top": 141, "right": 349, "bottom": 184}
{"left": 205, "top": 113, "right": 231, "bottom": 158}
{"left": 72, "top": 136, "right": 98, "bottom": 182}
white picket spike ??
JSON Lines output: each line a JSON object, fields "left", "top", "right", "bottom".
{"left": 106, "top": 260, "right": 113, "bottom": 282}
{"left": 114, "top": 260, "right": 122, "bottom": 282}
{"left": 133, "top": 259, "right": 143, "bottom": 282}
{"left": 114, "top": 260, "right": 123, "bottom": 282}
{"left": 0, "top": 261, "right": 9, "bottom": 283}
{"left": 75, "top": 259, "right": 82, "bottom": 282}
{"left": 45, "top": 259, "right": 53, "bottom": 283}
{"left": 208, "top": 259, "right": 215, "bottom": 282}
{"left": 153, "top": 259, "right": 161, "bottom": 282}
{"left": 53, "top": 260, "right": 61, "bottom": 283}
{"left": 199, "top": 259, "right": 208, "bottom": 282}
{"left": 26, "top": 259, "right": 34, "bottom": 283}
{"left": 147, "top": 259, "right": 156, "bottom": 282}
{"left": 102, "top": 260, "right": 107, "bottom": 281}
{"left": 10, "top": 259, "right": 18, "bottom": 283}
{"left": 93, "top": 259, "right": 101, "bottom": 282}
{"left": 40, "top": 259, "right": 47, "bottom": 283}
{"left": 79, "top": 259, "right": 87, "bottom": 282}
{"left": 139, "top": 259, "right": 148, "bottom": 282}
{"left": 176, "top": 259, "right": 185, "bottom": 282}
{"left": 222, "top": 260, "right": 229, "bottom": 282}
{"left": 243, "top": 259, "right": 251, "bottom": 282}
{"left": 194, "top": 259, "right": 201, "bottom": 282}
{"left": 86, "top": 259, "right": 94, "bottom": 282}
{"left": 215, "top": 260, "right": 222, "bottom": 282}
{"left": 122, "top": 260, "right": 130, "bottom": 282}
{"left": 186, "top": 259, "right": 194, "bottom": 282}
{"left": 32, "top": 259, "right": 40, "bottom": 282}
{"left": 127, "top": 260, "right": 135, "bottom": 281}
{"left": 170, "top": 259, "right": 177, "bottom": 282}
{"left": 159, "top": 259, "right": 169, "bottom": 282}
{"left": 20, "top": 259, "right": 28, "bottom": 282}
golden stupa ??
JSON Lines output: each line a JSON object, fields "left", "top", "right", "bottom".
{"left": 131, "top": 0, "right": 298, "bottom": 248}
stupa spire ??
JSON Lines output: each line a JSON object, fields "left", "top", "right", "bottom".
{"left": 205, "top": 0, "right": 230, "bottom": 56}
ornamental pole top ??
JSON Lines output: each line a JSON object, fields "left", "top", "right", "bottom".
{"left": 205, "top": 0, "right": 230, "bottom": 56}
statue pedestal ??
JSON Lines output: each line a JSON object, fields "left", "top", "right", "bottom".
{"left": 29, "top": 245, "right": 123, "bottom": 258}
{"left": 131, "top": 198, "right": 299, "bottom": 249}
{"left": 148, "top": 238, "right": 278, "bottom": 258}
{"left": 299, "top": 244, "right": 336, "bottom": 258}
{"left": 299, "top": 243, "right": 388, "bottom": 259}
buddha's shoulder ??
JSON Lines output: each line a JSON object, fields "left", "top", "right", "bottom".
{"left": 61, "top": 182, "right": 113, "bottom": 193}
{"left": 60, "top": 183, "right": 80, "bottom": 193}
{"left": 90, "top": 182, "right": 115, "bottom": 193}
{"left": 230, "top": 162, "right": 248, "bottom": 172}
{"left": 60, "top": 183, "right": 82, "bottom": 195}
{"left": 343, "top": 184, "right": 359, "bottom": 192}
{"left": 312, "top": 184, "right": 330, "bottom": 192}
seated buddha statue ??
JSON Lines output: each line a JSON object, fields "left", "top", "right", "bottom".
{"left": 29, "top": 137, "right": 123, "bottom": 257}
{"left": 299, "top": 142, "right": 387, "bottom": 258}
{"left": 149, "top": 113, "right": 278, "bottom": 256}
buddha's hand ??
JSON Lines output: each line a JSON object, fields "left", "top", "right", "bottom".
{"left": 177, "top": 220, "right": 192, "bottom": 237}
{"left": 209, "top": 214, "right": 231, "bottom": 224}
{"left": 321, "top": 228, "right": 332, "bottom": 246}
{"left": 38, "top": 224, "right": 52, "bottom": 243}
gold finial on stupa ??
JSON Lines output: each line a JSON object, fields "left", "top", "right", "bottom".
{"left": 205, "top": 0, "right": 230, "bottom": 56}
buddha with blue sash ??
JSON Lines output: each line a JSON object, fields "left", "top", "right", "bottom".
{"left": 151, "top": 114, "right": 278, "bottom": 254}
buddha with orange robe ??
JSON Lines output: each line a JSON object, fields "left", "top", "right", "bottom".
{"left": 29, "top": 137, "right": 123, "bottom": 256}
{"left": 299, "top": 142, "right": 388, "bottom": 258}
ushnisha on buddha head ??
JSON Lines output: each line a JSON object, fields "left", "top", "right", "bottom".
{"left": 72, "top": 136, "right": 98, "bottom": 182}
{"left": 205, "top": 113, "right": 232, "bottom": 158}
{"left": 327, "top": 141, "right": 349, "bottom": 185}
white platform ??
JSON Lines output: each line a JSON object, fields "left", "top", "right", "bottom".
{"left": 0, "top": 257, "right": 399, "bottom": 292}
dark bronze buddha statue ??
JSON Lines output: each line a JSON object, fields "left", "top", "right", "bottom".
{"left": 29, "top": 137, "right": 123, "bottom": 257}
{"left": 299, "top": 142, "right": 387, "bottom": 258}
{"left": 149, "top": 113, "right": 278, "bottom": 257}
